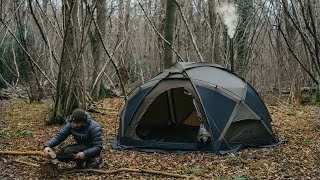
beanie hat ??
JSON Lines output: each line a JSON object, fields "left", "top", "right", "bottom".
{"left": 71, "top": 109, "right": 86, "bottom": 123}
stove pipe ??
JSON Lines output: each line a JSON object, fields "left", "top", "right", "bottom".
{"left": 229, "top": 37, "right": 234, "bottom": 72}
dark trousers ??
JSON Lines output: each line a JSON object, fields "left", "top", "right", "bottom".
{"left": 56, "top": 144, "right": 91, "bottom": 163}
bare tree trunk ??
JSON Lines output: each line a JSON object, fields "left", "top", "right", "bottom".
{"left": 283, "top": 0, "right": 300, "bottom": 104}
{"left": 208, "top": 0, "right": 221, "bottom": 64}
{"left": 51, "top": 0, "right": 81, "bottom": 124}
{"left": 155, "top": 0, "right": 165, "bottom": 70}
{"left": 117, "top": 0, "right": 129, "bottom": 87}
{"left": 91, "top": 0, "right": 107, "bottom": 100}
{"left": 276, "top": 26, "right": 284, "bottom": 98}
{"left": 163, "top": 0, "right": 176, "bottom": 68}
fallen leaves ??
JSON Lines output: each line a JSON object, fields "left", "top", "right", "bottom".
{"left": 0, "top": 98, "right": 319, "bottom": 179}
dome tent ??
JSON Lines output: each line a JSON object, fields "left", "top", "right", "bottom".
{"left": 114, "top": 62, "right": 280, "bottom": 154}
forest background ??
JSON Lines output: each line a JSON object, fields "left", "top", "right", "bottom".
{"left": 1, "top": 0, "right": 320, "bottom": 120}
{"left": 0, "top": 0, "right": 320, "bottom": 179}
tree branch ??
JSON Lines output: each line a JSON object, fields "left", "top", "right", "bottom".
{"left": 174, "top": 0, "right": 204, "bottom": 62}
{"left": 28, "top": 0, "right": 59, "bottom": 66}
{"left": 278, "top": 24, "right": 318, "bottom": 85}
{"left": 0, "top": 18, "right": 56, "bottom": 88}
{"left": 138, "top": 2, "right": 184, "bottom": 62}
{"left": 282, "top": 0, "right": 320, "bottom": 77}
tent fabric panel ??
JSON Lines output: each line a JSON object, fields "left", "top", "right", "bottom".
{"left": 173, "top": 62, "right": 223, "bottom": 69}
{"left": 123, "top": 87, "right": 151, "bottom": 134}
{"left": 147, "top": 71, "right": 170, "bottom": 82}
{"left": 224, "top": 120, "right": 273, "bottom": 143}
{"left": 186, "top": 67, "right": 247, "bottom": 98}
{"left": 191, "top": 79, "right": 242, "bottom": 102}
{"left": 148, "top": 68, "right": 183, "bottom": 82}
{"left": 233, "top": 102, "right": 261, "bottom": 122}
{"left": 139, "top": 80, "right": 160, "bottom": 90}
{"left": 196, "top": 85, "right": 237, "bottom": 139}
{"left": 245, "top": 85, "right": 272, "bottom": 126}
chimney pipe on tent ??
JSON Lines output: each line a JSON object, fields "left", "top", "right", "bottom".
{"left": 229, "top": 37, "right": 234, "bottom": 72}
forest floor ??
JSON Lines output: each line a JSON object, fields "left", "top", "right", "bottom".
{"left": 0, "top": 98, "right": 319, "bottom": 179}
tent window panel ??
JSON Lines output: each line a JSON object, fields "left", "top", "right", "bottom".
{"left": 136, "top": 88, "right": 202, "bottom": 143}
{"left": 224, "top": 120, "right": 271, "bottom": 143}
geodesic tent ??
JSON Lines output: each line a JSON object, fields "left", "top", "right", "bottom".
{"left": 114, "top": 62, "right": 280, "bottom": 154}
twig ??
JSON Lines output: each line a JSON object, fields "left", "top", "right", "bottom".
{"left": 64, "top": 168, "right": 190, "bottom": 179}
{"left": 12, "top": 159, "right": 40, "bottom": 167}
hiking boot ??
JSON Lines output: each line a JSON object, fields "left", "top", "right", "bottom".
{"left": 86, "top": 159, "right": 100, "bottom": 169}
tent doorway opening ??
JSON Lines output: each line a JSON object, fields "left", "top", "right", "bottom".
{"left": 136, "top": 87, "right": 202, "bottom": 143}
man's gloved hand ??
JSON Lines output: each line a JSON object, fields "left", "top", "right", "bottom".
{"left": 75, "top": 152, "right": 85, "bottom": 160}
{"left": 43, "top": 147, "right": 53, "bottom": 158}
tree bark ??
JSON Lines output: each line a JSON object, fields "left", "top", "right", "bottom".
{"left": 51, "top": 0, "right": 82, "bottom": 124}
{"left": 163, "top": 0, "right": 177, "bottom": 68}
{"left": 91, "top": 0, "right": 107, "bottom": 100}
{"left": 208, "top": 0, "right": 221, "bottom": 64}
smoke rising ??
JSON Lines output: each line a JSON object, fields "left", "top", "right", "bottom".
{"left": 217, "top": 2, "right": 239, "bottom": 38}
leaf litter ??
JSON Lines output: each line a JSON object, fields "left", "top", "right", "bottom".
{"left": 0, "top": 99, "right": 319, "bottom": 179}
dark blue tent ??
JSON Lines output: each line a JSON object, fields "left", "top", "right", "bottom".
{"left": 114, "top": 62, "right": 280, "bottom": 154}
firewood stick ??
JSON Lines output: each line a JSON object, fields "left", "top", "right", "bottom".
{"left": 0, "top": 151, "right": 56, "bottom": 159}
{"left": 0, "top": 151, "right": 46, "bottom": 157}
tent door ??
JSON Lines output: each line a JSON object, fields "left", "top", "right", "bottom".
{"left": 135, "top": 87, "right": 210, "bottom": 143}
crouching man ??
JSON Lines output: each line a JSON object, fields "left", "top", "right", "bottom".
{"left": 43, "top": 109, "right": 103, "bottom": 169}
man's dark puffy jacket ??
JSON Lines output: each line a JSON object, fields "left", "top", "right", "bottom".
{"left": 45, "top": 112, "right": 102, "bottom": 158}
